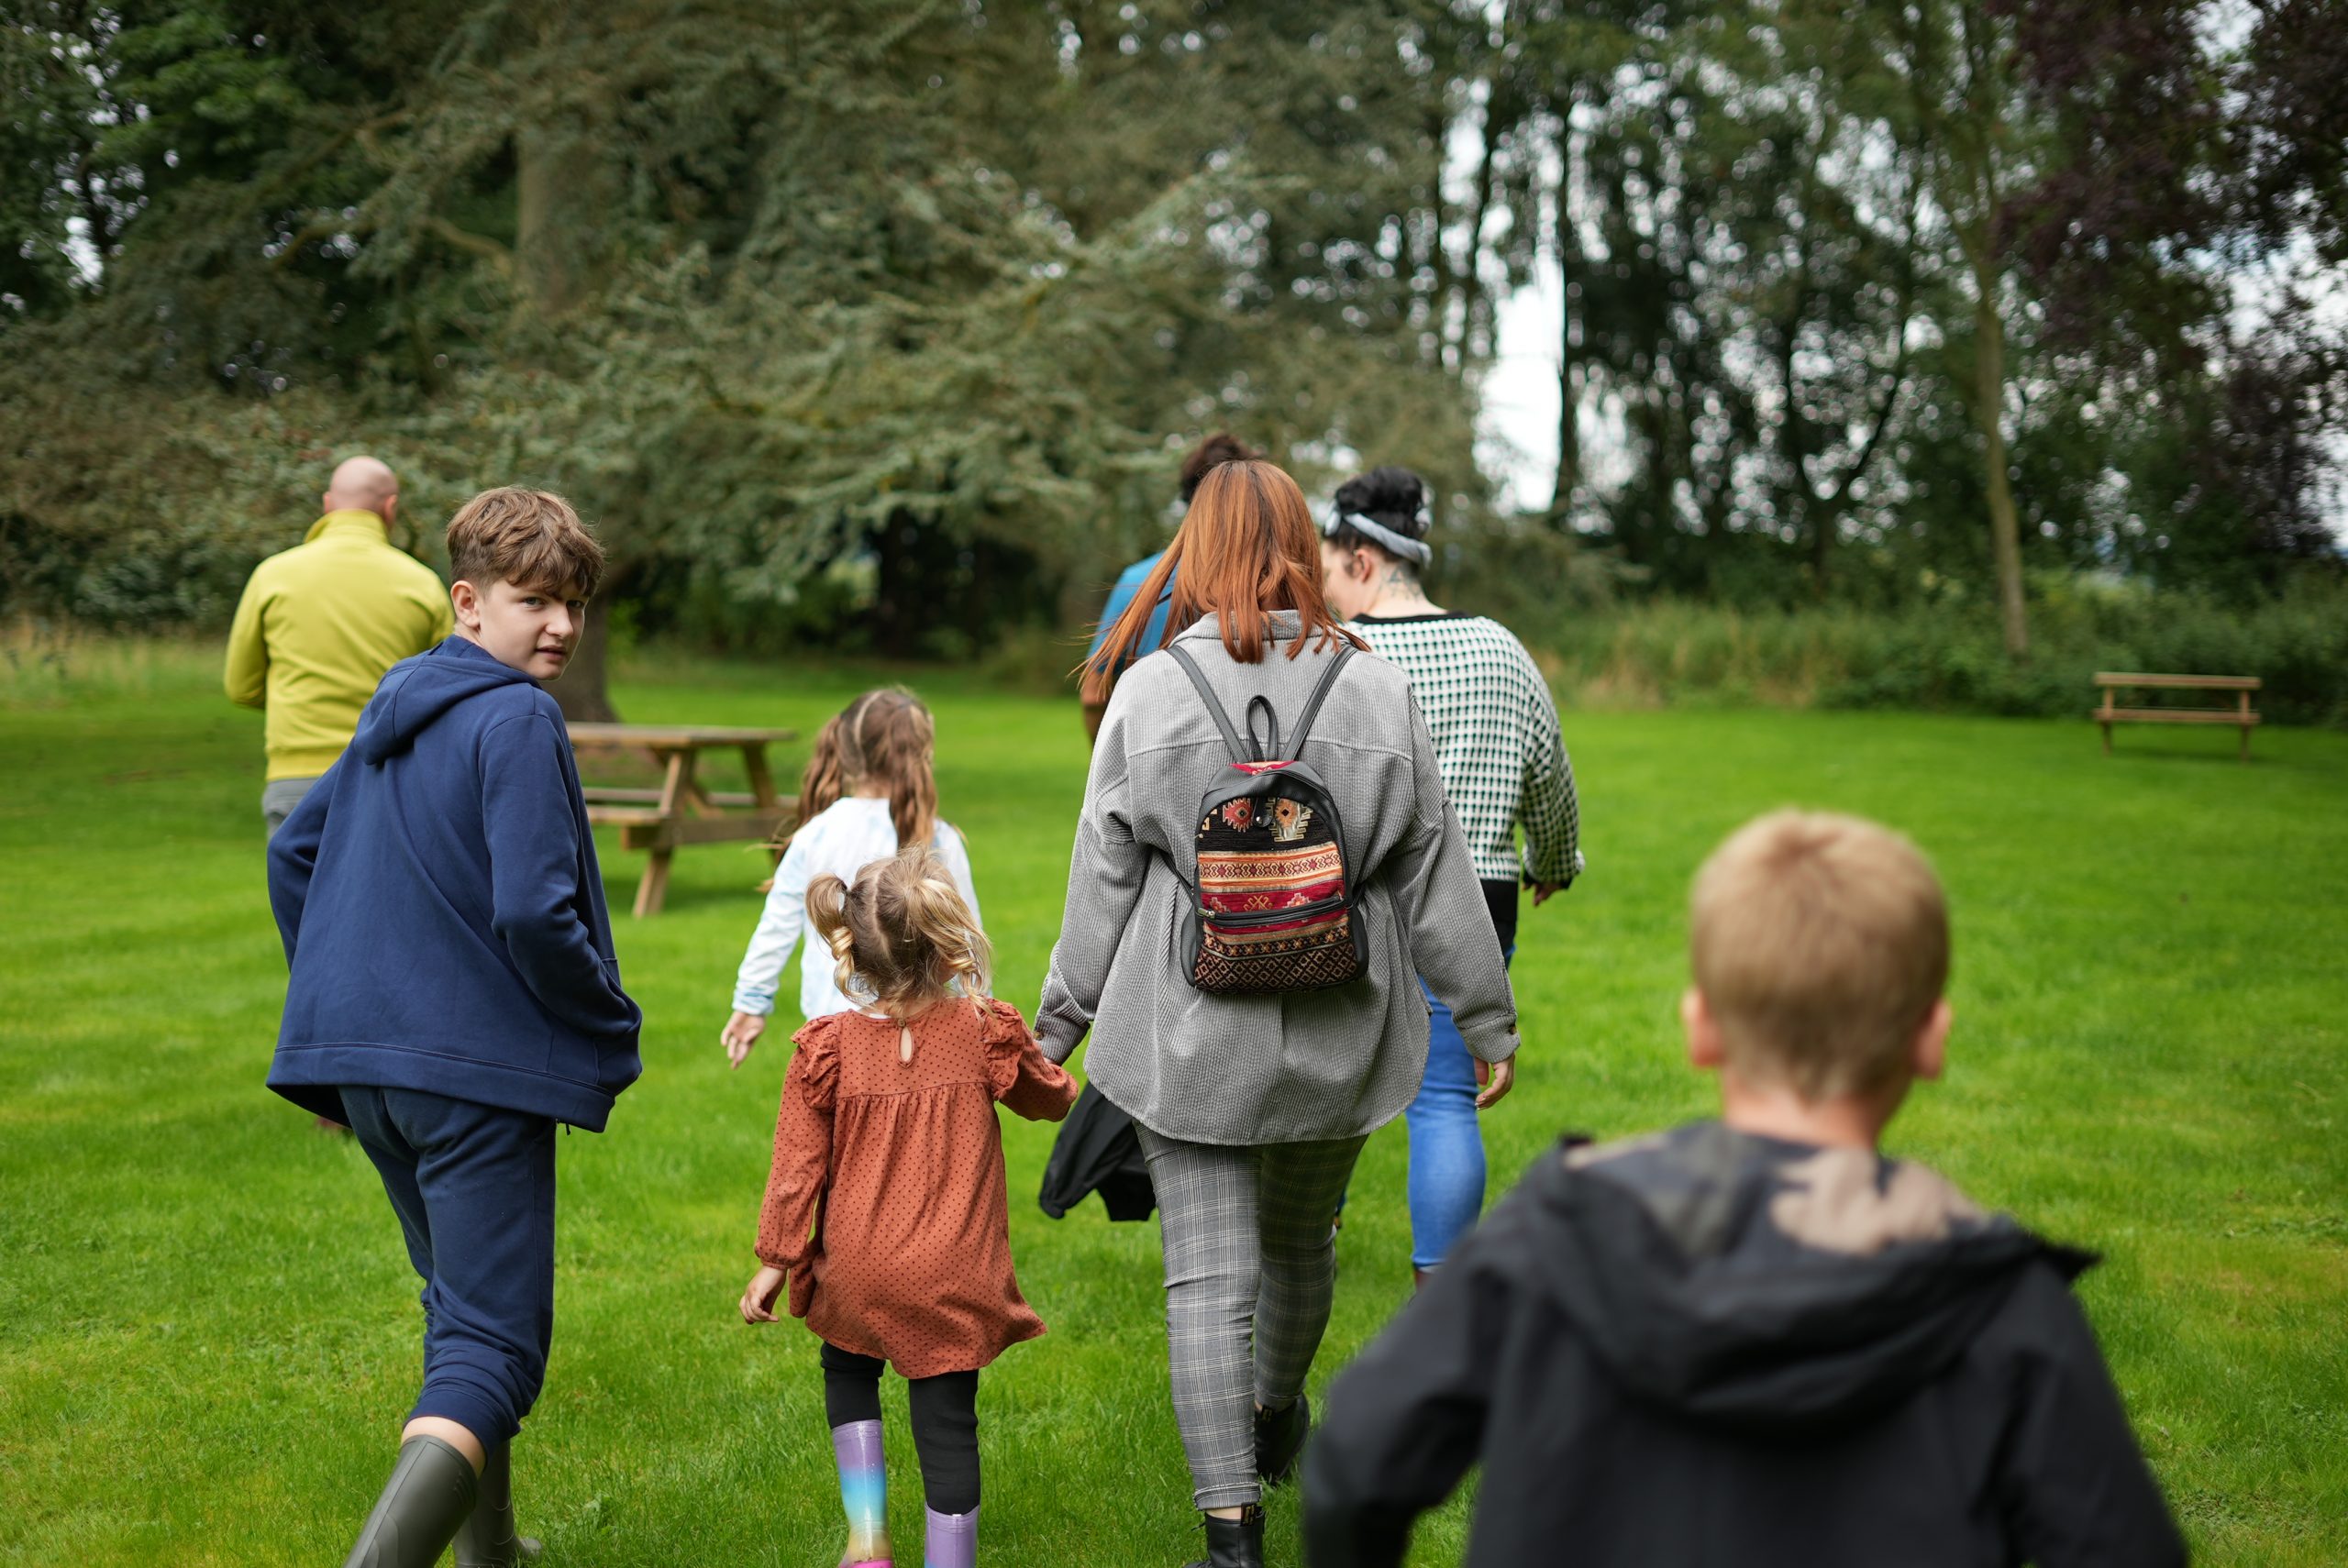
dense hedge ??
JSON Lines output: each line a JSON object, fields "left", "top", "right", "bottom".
{"left": 9, "top": 500, "right": 2342, "bottom": 728}
{"left": 1526, "top": 580, "right": 2348, "bottom": 727}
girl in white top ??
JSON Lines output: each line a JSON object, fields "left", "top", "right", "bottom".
{"left": 721, "top": 688, "right": 980, "bottom": 1065}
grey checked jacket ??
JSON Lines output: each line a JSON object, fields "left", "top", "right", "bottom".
{"left": 1036, "top": 612, "right": 1520, "bottom": 1146}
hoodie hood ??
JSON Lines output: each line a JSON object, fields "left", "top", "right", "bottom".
{"left": 354, "top": 636, "right": 537, "bottom": 766}
{"left": 1528, "top": 1121, "right": 2090, "bottom": 1434}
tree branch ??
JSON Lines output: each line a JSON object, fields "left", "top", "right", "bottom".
{"left": 422, "top": 217, "right": 515, "bottom": 276}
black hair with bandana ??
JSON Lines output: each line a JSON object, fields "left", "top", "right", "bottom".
{"left": 1327, "top": 466, "right": 1434, "bottom": 569}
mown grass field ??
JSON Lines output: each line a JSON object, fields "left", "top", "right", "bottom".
{"left": 3, "top": 641, "right": 2344, "bottom": 1566}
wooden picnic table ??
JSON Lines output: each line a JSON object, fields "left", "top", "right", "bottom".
{"left": 2093, "top": 672, "right": 2261, "bottom": 762}
{"left": 566, "top": 723, "right": 799, "bottom": 916}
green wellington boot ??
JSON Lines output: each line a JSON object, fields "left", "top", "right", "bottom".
{"left": 343, "top": 1435, "right": 479, "bottom": 1568}
{"left": 454, "top": 1441, "right": 543, "bottom": 1566}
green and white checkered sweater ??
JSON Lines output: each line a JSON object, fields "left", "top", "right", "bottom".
{"left": 1351, "top": 612, "right": 1582, "bottom": 887}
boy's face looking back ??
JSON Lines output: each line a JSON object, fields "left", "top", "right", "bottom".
{"left": 453, "top": 577, "right": 587, "bottom": 682}
{"left": 439, "top": 486, "right": 606, "bottom": 683}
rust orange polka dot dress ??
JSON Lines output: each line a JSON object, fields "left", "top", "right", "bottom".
{"left": 756, "top": 996, "right": 1078, "bottom": 1376}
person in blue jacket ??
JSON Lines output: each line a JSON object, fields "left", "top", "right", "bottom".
{"left": 267, "top": 487, "right": 642, "bottom": 1568}
{"left": 1080, "top": 430, "right": 1258, "bottom": 742}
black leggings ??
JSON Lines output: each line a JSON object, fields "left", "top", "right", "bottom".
{"left": 820, "top": 1342, "right": 981, "bottom": 1515}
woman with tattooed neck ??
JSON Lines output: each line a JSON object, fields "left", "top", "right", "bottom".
{"left": 1319, "top": 466, "right": 1586, "bottom": 1287}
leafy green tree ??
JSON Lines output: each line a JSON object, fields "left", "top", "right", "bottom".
{"left": 6, "top": 0, "right": 2340, "bottom": 683}
{"left": 5, "top": 0, "right": 1490, "bottom": 717}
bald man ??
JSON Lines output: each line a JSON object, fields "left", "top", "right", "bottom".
{"left": 226, "top": 457, "right": 454, "bottom": 833}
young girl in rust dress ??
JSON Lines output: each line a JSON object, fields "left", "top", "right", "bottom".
{"left": 739, "top": 847, "right": 1077, "bottom": 1568}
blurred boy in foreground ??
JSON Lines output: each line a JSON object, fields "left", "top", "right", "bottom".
{"left": 1303, "top": 810, "right": 2186, "bottom": 1568}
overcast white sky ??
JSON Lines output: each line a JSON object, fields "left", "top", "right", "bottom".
{"left": 1479, "top": 270, "right": 1569, "bottom": 515}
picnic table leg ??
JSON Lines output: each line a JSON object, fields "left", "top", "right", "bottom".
{"left": 2239, "top": 690, "right": 2252, "bottom": 762}
{"left": 633, "top": 851, "right": 673, "bottom": 919}
{"left": 627, "top": 748, "right": 694, "bottom": 918}
{"left": 742, "top": 743, "right": 779, "bottom": 808}
{"left": 742, "top": 743, "right": 786, "bottom": 870}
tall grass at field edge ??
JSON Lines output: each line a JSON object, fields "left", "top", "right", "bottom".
{"left": 12, "top": 576, "right": 2348, "bottom": 727}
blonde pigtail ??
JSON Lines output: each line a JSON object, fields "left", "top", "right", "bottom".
{"left": 804, "top": 872, "right": 868, "bottom": 1003}
{"left": 903, "top": 873, "right": 992, "bottom": 1014}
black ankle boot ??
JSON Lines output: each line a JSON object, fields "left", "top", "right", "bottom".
{"left": 343, "top": 1435, "right": 479, "bottom": 1568}
{"left": 454, "top": 1441, "right": 542, "bottom": 1566}
{"left": 1182, "top": 1504, "right": 1266, "bottom": 1568}
{"left": 1255, "top": 1395, "right": 1311, "bottom": 1487}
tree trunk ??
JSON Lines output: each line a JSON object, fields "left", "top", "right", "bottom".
{"left": 1551, "top": 361, "right": 1579, "bottom": 521}
{"left": 1426, "top": 103, "right": 1454, "bottom": 367}
{"left": 515, "top": 113, "right": 626, "bottom": 717}
{"left": 1549, "top": 186, "right": 1580, "bottom": 523}
{"left": 1811, "top": 497, "right": 1834, "bottom": 594}
{"left": 1973, "top": 285, "right": 2029, "bottom": 657}
{"left": 1459, "top": 76, "right": 1506, "bottom": 362}
{"left": 1777, "top": 310, "right": 1821, "bottom": 593}
{"left": 550, "top": 596, "right": 622, "bottom": 723}
{"left": 515, "top": 123, "right": 610, "bottom": 321}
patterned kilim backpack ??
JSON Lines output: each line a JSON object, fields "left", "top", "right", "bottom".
{"left": 1166, "top": 641, "right": 1366, "bottom": 995}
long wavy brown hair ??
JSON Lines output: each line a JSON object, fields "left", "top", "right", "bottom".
{"left": 806, "top": 848, "right": 991, "bottom": 1019}
{"left": 759, "top": 687, "right": 943, "bottom": 894}
{"left": 1080, "top": 458, "right": 1360, "bottom": 705}
{"left": 775, "top": 687, "right": 940, "bottom": 853}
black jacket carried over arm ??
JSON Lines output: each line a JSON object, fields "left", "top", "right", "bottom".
{"left": 1037, "top": 1082, "right": 1156, "bottom": 1221}
{"left": 1302, "top": 1122, "right": 2187, "bottom": 1568}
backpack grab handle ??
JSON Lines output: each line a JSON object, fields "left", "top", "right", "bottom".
{"left": 1245, "top": 696, "right": 1280, "bottom": 763}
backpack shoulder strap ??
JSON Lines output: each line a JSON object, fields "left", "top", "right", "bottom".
{"left": 1284, "top": 641, "right": 1356, "bottom": 761}
{"left": 1167, "top": 643, "right": 1253, "bottom": 766}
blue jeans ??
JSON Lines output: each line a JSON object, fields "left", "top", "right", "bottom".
{"left": 1406, "top": 948, "right": 1514, "bottom": 1271}
{"left": 339, "top": 1086, "right": 557, "bottom": 1446}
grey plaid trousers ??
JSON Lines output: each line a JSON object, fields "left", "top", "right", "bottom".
{"left": 1135, "top": 1126, "right": 1369, "bottom": 1509}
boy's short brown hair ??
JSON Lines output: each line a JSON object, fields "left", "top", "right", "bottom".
{"left": 1690, "top": 810, "right": 1949, "bottom": 1099}
{"left": 445, "top": 487, "right": 605, "bottom": 598}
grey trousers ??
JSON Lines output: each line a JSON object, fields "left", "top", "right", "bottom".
{"left": 262, "top": 776, "right": 320, "bottom": 836}
{"left": 1135, "top": 1125, "right": 1368, "bottom": 1509}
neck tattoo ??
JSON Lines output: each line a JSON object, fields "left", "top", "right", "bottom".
{"left": 1366, "top": 567, "right": 1439, "bottom": 618}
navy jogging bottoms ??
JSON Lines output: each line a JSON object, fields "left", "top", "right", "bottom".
{"left": 340, "top": 1086, "right": 557, "bottom": 1446}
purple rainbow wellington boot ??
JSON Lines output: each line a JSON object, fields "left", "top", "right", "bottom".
{"left": 832, "top": 1419, "right": 893, "bottom": 1567}
{"left": 924, "top": 1505, "right": 977, "bottom": 1568}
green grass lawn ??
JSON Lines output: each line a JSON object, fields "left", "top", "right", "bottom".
{"left": 3, "top": 643, "right": 2344, "bottom": 1566}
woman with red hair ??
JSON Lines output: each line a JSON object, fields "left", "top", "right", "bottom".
{"left": 1039, "top": 459, "right": 1520, "bottom": 1568}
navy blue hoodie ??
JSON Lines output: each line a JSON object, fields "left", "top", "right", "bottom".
{"left": 266, "top": 636, "right": 643, "bottom": 1131}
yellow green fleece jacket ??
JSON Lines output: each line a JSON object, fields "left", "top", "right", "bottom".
{"left": 224, "top": 511, "right": 454, "bottom": 778}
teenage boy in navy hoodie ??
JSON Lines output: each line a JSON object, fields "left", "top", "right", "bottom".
{"left": 267, "top": 487, "right": 643, "bottom": 1568}
{"left": 1302, "top": 811, "right": 2187, "bottom": 1568}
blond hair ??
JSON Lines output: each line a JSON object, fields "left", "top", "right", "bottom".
{"left": 806, "top": 848, "right": 990, "bottom": 1018}
{"left": 445, "top": 487, "right": 606, "bottom": 597}
{"left": 1689, "top": 810, "right": 1949, "bottom": 1099}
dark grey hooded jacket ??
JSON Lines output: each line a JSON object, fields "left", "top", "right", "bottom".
{"left": 1303, "top": 1121, "right": 2187, "bottom": 1568}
